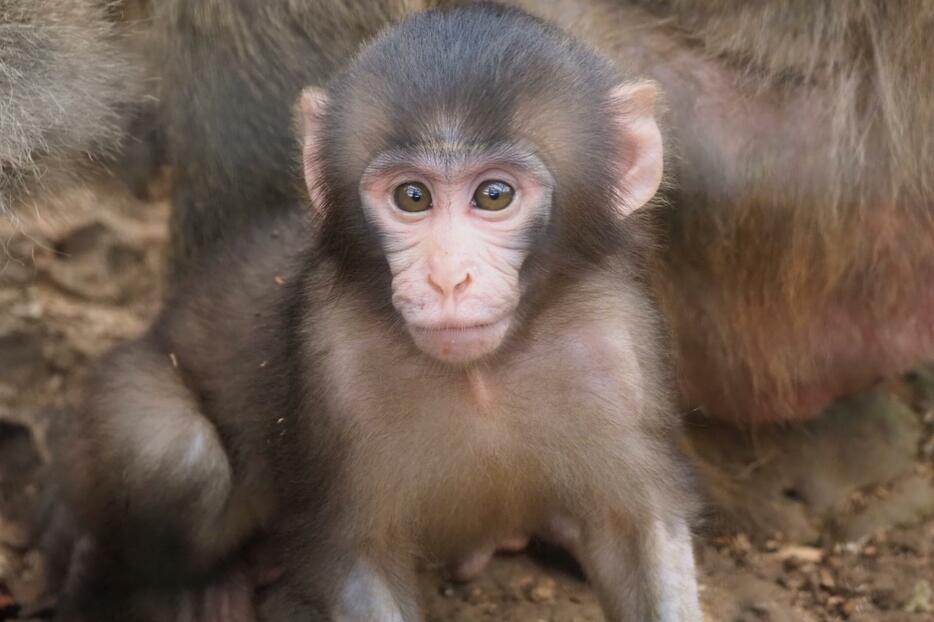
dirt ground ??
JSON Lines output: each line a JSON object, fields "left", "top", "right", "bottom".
{"left": 0, "top": 180, "right": 931, "bottom": 621}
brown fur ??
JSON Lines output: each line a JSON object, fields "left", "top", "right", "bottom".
{"left": 57, "top": 5, "right": 701, "bottom": 620}
{"left": 148, "top": 0, "right": 933, "bottom": 421}
{"left": 261, "top": 254, "right": 697, "bottom": 620}
{"left": 53, "top": 210, "right": 304, "bottom": 621}
{"left": 522, "top": 0, "right": 934, "bottom": 421}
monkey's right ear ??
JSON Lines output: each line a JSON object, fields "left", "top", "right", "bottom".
{"left": 299, "top": 87, "right": 329, "bottom": 213}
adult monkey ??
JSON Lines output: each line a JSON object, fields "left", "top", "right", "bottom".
{"left": 553, "top": 0, "right": 934, "bottom": 422}
{"left": 152, "top": 0, "right": 934, "bottom": 424}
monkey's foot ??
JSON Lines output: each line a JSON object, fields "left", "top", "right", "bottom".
{"left": 53, "top": 535, "right": 283, "bottom": 622}
{"left": 182, "top": 540, "right": 284, "bottom": 621}
{"left": 449, "top": 536, "right": 530, "bottom": 582}
{"left": 181, "top": 565, "right": 257, "bottom": 622}
{"left": 177, "top": 543, "right": 282, "bottom": 622}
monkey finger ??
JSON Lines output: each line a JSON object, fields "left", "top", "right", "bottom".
{"left": 200, "top": 566, "right": 257, "bottom": 622}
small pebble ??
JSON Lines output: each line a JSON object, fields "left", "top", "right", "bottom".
{"left": 528, "top": 578, "right": 557, "bottom": 604}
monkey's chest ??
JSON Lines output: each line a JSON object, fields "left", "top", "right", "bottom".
{"left": 340, "top": 331, "right": 645, "bottom": 558}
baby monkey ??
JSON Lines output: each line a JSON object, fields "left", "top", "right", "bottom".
{"left": 59, "top": 4, "right": 701, "bottom": 621}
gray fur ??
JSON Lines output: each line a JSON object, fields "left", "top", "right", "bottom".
{"left": 0, "top": 0, "right": 141, "bottom": 211}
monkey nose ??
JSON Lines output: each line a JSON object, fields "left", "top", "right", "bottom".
{"left": 427, "top": 268, "right": 472, "bottom": 299}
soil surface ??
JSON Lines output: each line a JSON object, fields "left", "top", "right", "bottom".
{"left": 0, "top": 180, "right": 931, "bottom": 621}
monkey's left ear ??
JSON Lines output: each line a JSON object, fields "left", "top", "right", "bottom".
{"left": 609, "top": 82, "right": 663, "bottom": 217}
{"left": 298, "top": 87, "right": 329, "bottom": 213}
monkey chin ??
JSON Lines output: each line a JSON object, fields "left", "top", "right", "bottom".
{"left": 408, "top": 317, "right": 511, "bottom": 366}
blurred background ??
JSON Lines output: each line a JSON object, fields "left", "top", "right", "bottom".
{"left": 0, "top": 1, "right": 931, "bottom": 620}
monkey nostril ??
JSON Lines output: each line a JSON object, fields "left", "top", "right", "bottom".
{"left": 454, "top": 272, "right": 472, "bottom": 295}
{"left": 427, "top": 273, "right": 445, "bottom": 296}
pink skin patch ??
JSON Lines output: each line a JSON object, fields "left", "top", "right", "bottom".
{"left": 359, "top": 155, "right": 553, "bottom": 365}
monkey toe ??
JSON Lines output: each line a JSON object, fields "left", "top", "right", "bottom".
{"left": 497, "top": 535, "right": 530, "bottom": 553}
{"left": 449, "top": 546, "right": 495, "bottom": 582}
{"left": 449, "top": 535, "right": 530, "bottom": 582}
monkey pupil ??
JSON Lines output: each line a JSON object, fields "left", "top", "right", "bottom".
{"left": 487, "top": 188, "right": 500, "bottom": 200}
{"left": 407, "top": 186, "right": 422, "bottom": 201}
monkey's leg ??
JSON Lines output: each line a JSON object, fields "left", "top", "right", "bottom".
{"left": 60, "top": 340, "right": 264, "bottom": 618}
{"left": 568, "top": 509, "right": 700, "bottom": 622}
{"left": 73, "top": 342, "right": 241, "bottom": 576}
{"left": 260, "top": 552, "right": 423, "bottom": 622}
{"left": 587, "top": 515, "right": 700, "bottom": 622}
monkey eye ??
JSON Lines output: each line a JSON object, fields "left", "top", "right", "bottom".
{"left": 473, "top": 180, "right": 514, "bottom": 211}
{"left": 393, "top": 182, "right": 433, "bottom": 212}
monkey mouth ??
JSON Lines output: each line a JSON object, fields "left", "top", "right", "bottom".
{"left": 412, "top": 320, "right": 503, "bottom": 334}
{"left": 408, "top": 317, "right": 511, "bottom": 364}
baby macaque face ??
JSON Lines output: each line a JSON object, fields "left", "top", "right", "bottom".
{"left": 300, "top": 75, "right": 663, "bottom": 367}
{"left": 359, "top": 148, "right": 553, "bottom": 365}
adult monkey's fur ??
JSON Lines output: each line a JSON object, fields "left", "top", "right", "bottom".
{"left": 0, "top": 0, "right": 141, "bottom": 212}
{"left": 146, "top": 0, "right": 934, "bottom": 423}
{"left": 611, "top": 0, "right": 934, "bottom": 421}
